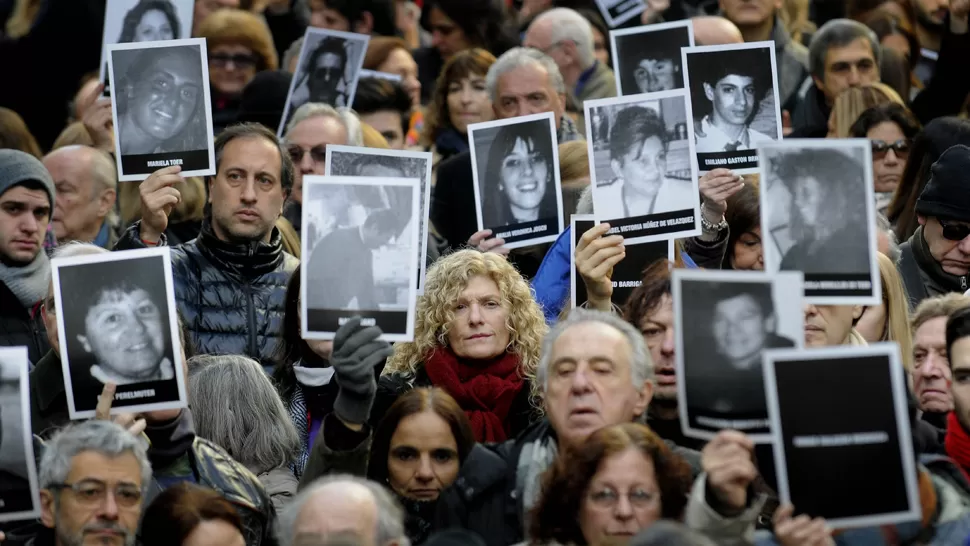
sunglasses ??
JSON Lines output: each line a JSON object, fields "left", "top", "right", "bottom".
{"left": 286, "top": 144, "right": 327, "bottom": 165}
{"left": 871, "top": 139, "right": 910, "bottom": 160}
{"left": 939, "top": 218, "right": 970, "bottom": 241}
{"left": 210, "top": 53, "right": 258, "bottom": 69}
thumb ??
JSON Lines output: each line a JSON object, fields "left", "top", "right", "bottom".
{"left": 782, "top": 110, "right": 792, "bottom": 128}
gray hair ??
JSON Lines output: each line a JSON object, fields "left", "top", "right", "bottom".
{"left": 486, "top": 47, "right": 567, "bottom": 105}
{"left": 808, "top": 19, "right": 881, "bottom": 80}
{"left": 284, "top": 103, "right": 363, "bottom": 147}
{"left": 876, "top": 211, "right": 900, "bottom": 262}
{"left": 277, "top": 475, "right": 409, "bottom": 546}
{"left": 187, "top": 354, "right": 300, "bottom": 474}
{"left": 39, "top": 420, "right": 152, "bottom": 493}
{"left": 51, "top": 241, "right": 107, "bottom": 261}
{"left": 536, "top": 308, "right": 653, "bottom": 391}
{"left": 536, "top": 8, "right": 595, "bottom": 69}
{"left": 284, "top": 37, "right": 305, "bottom": 74}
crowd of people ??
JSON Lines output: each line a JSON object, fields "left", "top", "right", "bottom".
{"left": 3, "top": 0, "right": 970, "bottom": 544}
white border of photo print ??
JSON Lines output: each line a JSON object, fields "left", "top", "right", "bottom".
{"left": 300, "top": 175, "right": 420, "bottom": 342}
{"left": 325, "top": 145, "right": 433, "bottom": 294}
{"left": 759, "top": 138, "right": 881, "bottom": 305}
{"left": 277, "top": 27, "right": 370, "bottom": 136}
{"left": 585, "top": 89, "right": 701, "bottom": 244}
{"left": 569, "top": 214, "right": 674, "bottom": 309}
{"left": 682, "top": 41, "right": 782, "bottom": 175}
{"left": 763, "top": 343, "right": 921, "bottom": 529}
{"left": 107, "top": 37, "right": 216, "bottom": 182}
{"left": 672, "top": 269, "right": 804, "bottom": 444}
{"left": 98, "top": 0, "right": 195, "bottom": 92}
{"left": 610, "top": 20, "right": 695, "bottom": 96}
{"left": 468, "top": 111, "right": 564, "bottom": 250}
{"left": 0, "top": 346, "right": 41, "bottom": 522}
{"left": 358, "top": 69, "right": 402, "bottom": 83}
{"left": 51, "top": 247, "right": 188, "bottom": 420}
{"left": 595, "top": 0, "right": 646, "bottom": 27}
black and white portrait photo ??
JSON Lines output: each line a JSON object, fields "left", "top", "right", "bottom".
{"left": 0, "top": 347, "right": 40, "bottom": 522}
{"left": 51, "top": 247, "right": 188, "bottom": 418}
{"left": 586, "top": 90, "right": 700, "bottom": 244}
{"left": 594, "top": 0, "right": 646, "bottom": 27}
{"left": 108, "top": 38, "right": 216, "bottom": 181}
{"left": 610, "top": 21, "right": 694, "bottom": 96}
{"left": 469, "top": 112, "right": 563, "bottom": 249}
{"left": 683, "top": 42, "right": 781, "bottom": 174}
{"left": 325, "top": 145, "right": 432, "bottom": 293}
{"left": 571, "top": 216, "right": 673, "bottom": 308}
{"left": 301, "top": 175, "right": 419, "bottom": 341}
{"left": 99, "top": 0, "right": 194, "bottom": 94}
{"left": 760, "top": 139, "right": 881, "bottom": 304}
{"left": 278, "top": 28, "right": 370, "bottom": 135}
{"left": 764, "top": 344, "right": 920, "bottom": 528}
{"left": 673, "top": 270, "right": 803, "bottom": 442}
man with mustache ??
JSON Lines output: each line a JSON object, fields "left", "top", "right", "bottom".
{"left": 0, "top": 150, "right": 56, "bottom": 365}
{"left": 693, "top": 54, "right": 772, "bottom": 154}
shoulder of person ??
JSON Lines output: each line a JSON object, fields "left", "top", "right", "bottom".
{"left": 281, "top": 251, "right": 300, "bottom": 273}
{"left": 748, "top": 128, "right": 775, "bottom": 143}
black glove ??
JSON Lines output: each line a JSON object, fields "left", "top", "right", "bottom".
{"left": 330, "top": 317, "right": 394, "bottom": 425}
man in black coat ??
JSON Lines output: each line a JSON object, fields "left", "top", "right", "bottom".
{"left": 115, "top": 123, "right": 299, "bottom": 366}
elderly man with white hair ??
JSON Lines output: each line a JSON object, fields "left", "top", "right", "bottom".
{"left": 429, "top": 309, "right": 700, "bottom": 546}
{"left": 282, "top": 102, "right": 363, "bottom": 236}
{"left": 523, "top": 8, "right": 616, "bottom": 107}
{"left": 278, "top": 474, "right": 409, "bottom": 546}
{"left": 42, "top": 145, "right": 118, "bottom": 248}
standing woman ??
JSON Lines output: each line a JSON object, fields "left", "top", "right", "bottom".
{"left": 420, "top": 48, "right": 496, "bottom": 184}
{"left": 196, "top": 9, "right": 279, "bottom": 133}
{"left": 481, "top": 121, "right": 558, "bottom": 229}
{"left": 378, "top": 249, "right": 547, "bottom": 442}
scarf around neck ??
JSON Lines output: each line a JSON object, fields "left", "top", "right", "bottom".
{"left": 423, "top": 346, "right": 524, "bottom": 442}
{"left": 944, "top": 411, "right": 970, "bottom": 479}
{"left": 913, "top": 226, "right": 968, "bottom": 293}
{"left": 0, "top": 250, "right": 50, "bottom": 308}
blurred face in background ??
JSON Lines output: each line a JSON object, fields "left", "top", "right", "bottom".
{"left": 378, "top": 48, "right": 421, "bottom": 108}
{"left": 285, "top": 115, "right": 348, "bottom": 204}
{"left": 867, "top": 121, "right": 909, "bottom": 194}
{"left": 193, "top": 0, "right": 240, "bottom": 35}
{"left": 912, "top": 316, "right": 955, "bottom": 413}
{"left": 447, "top": 73, "right": 492, "bottom": 134}
{"left": 208, "top": 44, "right": 258, "bottom": 96}
{"left": 386, "top": 410, "right": 461, "bottom": 501}
{"left": 731, "top": 227, "right": 764, "bottom": 270}
{"left": 428, "top": 7, "right": 471, "bottom": 59}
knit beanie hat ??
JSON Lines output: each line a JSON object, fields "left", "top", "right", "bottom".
{"left": 0, "top": 149, "right": 55, "bottom": 208}
{"left": 915, "top": 144, "right": 970, "bottom": 222}
{"left": 236, "top": 70, "right": 293, "bottom": 134}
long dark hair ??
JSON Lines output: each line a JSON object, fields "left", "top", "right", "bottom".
{"left": 272, "top": 265, "right": 325, "bottom": 401}
{"left": 722, "top": 178, "right": 761, "bottom": 269}
{"left": 481, "top": 121, "right": 557, "bottom": 227}
{"left": 118, "top": 0, "right": 182, "bottom": 42}
{"left": 365, "top": 388, "right": 475, "bottom": 486}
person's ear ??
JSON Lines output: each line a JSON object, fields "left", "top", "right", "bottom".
{"left": 40, "top": 489, "right": 56, "bottom": 529}
{"left": 851, "top": 305, "right": 864, "bottom": 321}
{"left": 98, "top": 188, "right": 117, "bottom": 218}
{"left": 634, "top": 379, "right": 654, "bottom": 418}
{"left": 917, "top": 215, "right": 927, "bottom": 226}
{"left": 78, "top": 335, "right": 92, "bottom": 353}
{"left": 206, "top": 175, "right": 214, "bottom": 205}
{"left": 703, "top": 82, "right": 714, "bottom": 102}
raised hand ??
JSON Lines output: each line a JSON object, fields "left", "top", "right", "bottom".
{"left": 330, "top": 317, "right": 394, "bottom": 428}
{"left": 468, "top": 229, "right": 510, "bottom": 257}
{"left": 138, "top": 166, "right": 183, "bottom": 244}
{"left": 576, "top": 223, "right": 624, "bottom": 311}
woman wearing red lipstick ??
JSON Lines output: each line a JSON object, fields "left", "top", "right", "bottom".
{"left": 378, "top": 249, "right": 547, "bottom": 442}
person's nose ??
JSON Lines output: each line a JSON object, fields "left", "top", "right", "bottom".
{"left": 18, "top": 213, "right": 40, "bottom": 236}
{"left": 460, "top": 86, "right": 475, "bottom": 106}
{"left": 846, "top": 67, "right": 863, "bottom": 87}
{"left": 922, "top": 354, "right": 948, "bottom": 379}
{"left": 570, "top": 364, "right": 594, "bottom": 393}
{"left": 614, "top": 493, "right": 635, "bottom": 520}
{"left": 956, "top": 233, "right": 970, "bottom": 255}
{"left": 804, "top": 304, "right": 818, "bottom": 319}
{"left": 883, "top": 149, "right": 900, "bottom": 165}
{"left": 98, "top": 490, "right": 121, "bottom": 520}
{"left": 415, "top": 455, "right": 434, "bottom": 482}
{"left": 240, "top": 179, "right": 258, "bottom": 204}
{"left": 661, "top": 329, "right": 675, "bottom": 356}
{"left": 467, "top": 303, "right": 485, "bottom": 326}
{"left": 431, "top": 31, "right": 445, "bottom": 49}
{"left": 300, "top": 150, "right": 314, "bottom": 173}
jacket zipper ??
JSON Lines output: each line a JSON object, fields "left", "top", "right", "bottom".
{"left": 245, "top": 283, "right": 258, "bottom": 359}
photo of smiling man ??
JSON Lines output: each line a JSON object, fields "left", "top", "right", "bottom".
{"left": 683, "top": 42, "right": 781, "bottom": 174}
{"left": 108, "top": 38, "right": 216, "bottom": 181}
{"left": 52, "top": 247, "right": 188, "bottom": 418}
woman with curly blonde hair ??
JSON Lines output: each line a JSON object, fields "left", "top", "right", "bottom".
{"left": 379, "top": 249, "right": 547, "bottom": 442}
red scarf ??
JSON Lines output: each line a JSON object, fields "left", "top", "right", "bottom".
{"left": 424, "top": 347, "right": 524, "bottom": 443}
{"left": 944, "top": 411, "right": 970, "bottom": 479}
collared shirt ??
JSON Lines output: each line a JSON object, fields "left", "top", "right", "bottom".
{"left": 596, "top": 176, "right": 696, "bottom": 220}
{"left": 695, "top": 116, "right": 773, "bottom": 154}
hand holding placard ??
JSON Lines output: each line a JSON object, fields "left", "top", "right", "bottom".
{"left": 576, "top": 223, "right": 625, "bottom": 311}
{"left": 139, "top": 166, "right": 183, "bottom": 244}
{"left": 702, "top": 430, "right": 758, "bottom": 514}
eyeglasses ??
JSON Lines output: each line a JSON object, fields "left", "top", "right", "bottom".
{"left": 587, "top": 486, "right": 658, "bottom": 510}
{"left": 210, "top": 53, "right": 258, "bottom": 69}
{"left": 50, "top": 480, "right": 143, "bottom": 508}
{"left": 939, "top": 218, "right": 970, "bottom": 241}
{"left": 286, "top": 144, "right": 327, "bottom": 165}
{"left": 871, "top": 139, "right": 910, "bottom": 160}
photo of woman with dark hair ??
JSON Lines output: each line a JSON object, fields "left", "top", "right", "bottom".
{"left": 118, "top": 0, "right": 182, "bottom": 42}
{"left": 481, "top": 119, "right": 557, "bottom": 229}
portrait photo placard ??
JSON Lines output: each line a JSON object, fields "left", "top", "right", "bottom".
{"left": 586, "top": 90, "right": 700, "bottom": 244}
{"left": 673, "top": 270, "right": 804, "bottom": 443}
{"left": 99, "top": 0, "right": 195, "bottom": 96}
{"left": 0, "top": 347, "right": 41, "bottom": 522}
{"left": 107, "top": 38, "right": 216, "bottom": 181}
{"left": 325, "top": 145, "right": 433, "bottom": 294}
{"left": 468, "top": 112, "right": 564, "bottom": 249}
{"left": 683, "top": 42, "right": 782, "bottom": 175}
{"left": 278, "top": 28, "right": 370, "bottom": 135}
{"left": 570, "top": 216, "right": 673, "bottom": 308}
{"left": 759, "top": 138, "right": 881, "bottom": 305}
{"left": 764, "top": 344, "right": 920, "bottom": 529}
{"left": 51, "top": 247, "right": 188, "bottom": 419}
{"left": 611, "top": 21, "right": 695, "bottom": 96}
{"left": 301, "top": 175, "right": 419, "bottom": 342}
{"left": 595, "top": 0, "right": 646, "bottom": 27}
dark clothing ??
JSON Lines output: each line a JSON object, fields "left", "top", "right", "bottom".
{"left": 779, "top": 227, "right": 871, "bottom": 275}
{"left": 262, "top": 3, "right": 308, "bottom": 70}
{"left": 29, "top": 350, "right": 69, "bottom": 440}
{"left": 283, "top": 201, "right": 302, "bottom": 236}
{"left": 413, "top": 46, "right": 443, "bottom": 105}
{"left": 0, "top": 282, "right": 48, "bottom": 365}
{"left": 212, "top": 92, "right": 243, "bottom": 135}
{"left": 789, "top": 83, "right": 829, "bottom": 138}
{"left": 306, "top": 227, "right": 377, "bottom": 310}
{"left": 897, "top": 227, "right": 969, "bottom": 310}
{"left": 164, "top": 219, "right": 204, "bottom": 246}
{"left": 115, "top": 219, "right": 299, "bottom": 366}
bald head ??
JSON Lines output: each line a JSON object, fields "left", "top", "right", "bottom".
{"left": 43, "top": 145, "right": 117, "bottom": 243}
{"left": 691, "top": 16, "right": 745, "bottom": 46}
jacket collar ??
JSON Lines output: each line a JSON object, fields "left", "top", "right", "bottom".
{"left": 32, "top": 350, "right": 64, "bottom": 413}
{"left": 770, "top": 15, "right": 792, "bottom": 50}
{"left": 196, "top": 217, "right": 286, "bottom": 278}
{"left": 912, "top": 226, "right": 970, "bottom": 293}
